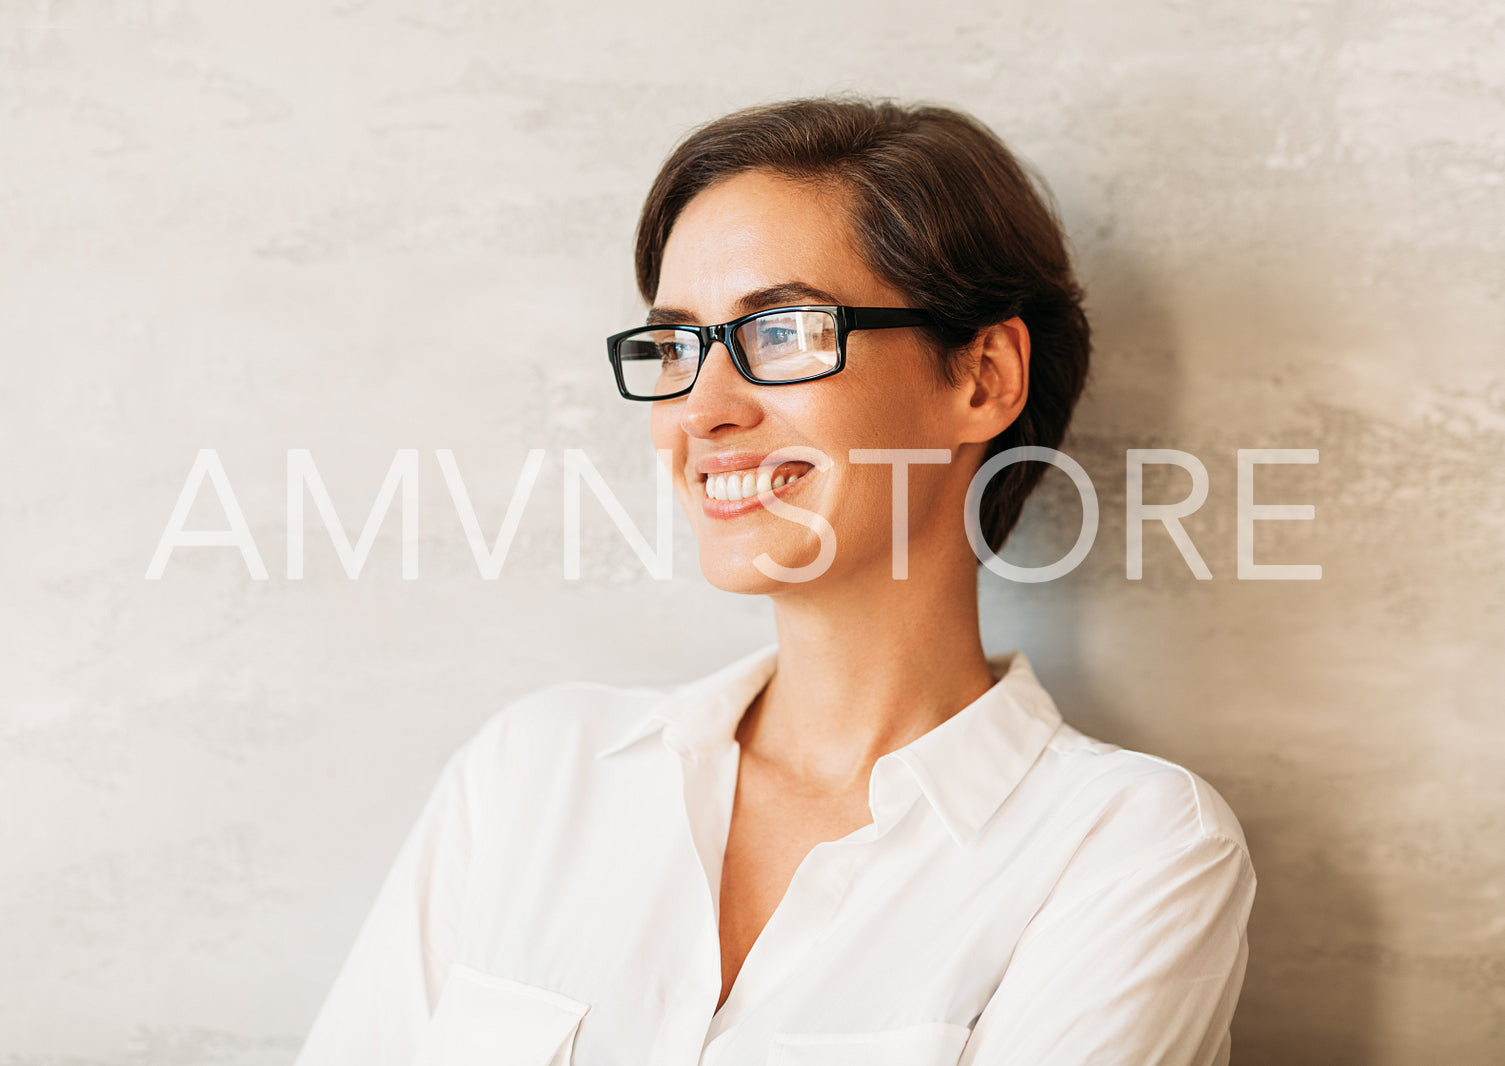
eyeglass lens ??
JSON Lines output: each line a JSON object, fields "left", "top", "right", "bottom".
{"left": 616, "top": 310, "right": 840, "bottom": 398}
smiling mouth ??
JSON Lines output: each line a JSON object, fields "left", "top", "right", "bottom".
{"left": 701, "top": 461, "right": 814, "bottom": 502}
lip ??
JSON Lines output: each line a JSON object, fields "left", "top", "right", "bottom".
{"left": 695, "top": 452, "right": 785, "bottom": 476}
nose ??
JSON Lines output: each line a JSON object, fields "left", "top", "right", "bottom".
{"left": 678, "top": 339, "right": 763, "bottom": 438}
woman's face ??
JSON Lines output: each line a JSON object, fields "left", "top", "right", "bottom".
{"left": 647, "top": 169, "right": 981, "bottom": 595}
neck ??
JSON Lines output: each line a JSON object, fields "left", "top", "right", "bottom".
{"left": 737, "top": 542, "right": 996, "bottom": 792}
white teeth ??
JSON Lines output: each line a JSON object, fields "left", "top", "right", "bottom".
{"left": 704, "top": 467, "right": 805, "bottom": 501}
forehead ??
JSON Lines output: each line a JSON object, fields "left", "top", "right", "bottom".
{"left": 655, "top": 169, "right": 900, "bottom": 313}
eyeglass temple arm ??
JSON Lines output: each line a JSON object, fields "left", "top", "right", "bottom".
{"left": 847, "top": 307, "right": 934, "bottom": 330}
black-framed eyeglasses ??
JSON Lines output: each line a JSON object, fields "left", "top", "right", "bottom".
{"left": 606, "top": 304, "right": 934, "bottom": 401}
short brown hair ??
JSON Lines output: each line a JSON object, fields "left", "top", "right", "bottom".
{"left": 634, "top": 97, "right": 1091, "bottom": 553}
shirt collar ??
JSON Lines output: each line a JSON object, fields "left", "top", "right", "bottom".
{"left": 592, "top": 642, "right": 781, "bottom": 760}
{"left": 594, "top": 643, "right": 1063, "bottom": 847}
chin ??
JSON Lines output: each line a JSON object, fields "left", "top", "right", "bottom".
{"left": 695, "top": 537, "right": 827, "bottom": 596}
{"left": 696, "top": 547, "right": 778, "bottom": 596}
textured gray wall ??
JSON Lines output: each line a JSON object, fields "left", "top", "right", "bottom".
{"left": 3, "top": 1, "right": 1501, "bottom": 1063}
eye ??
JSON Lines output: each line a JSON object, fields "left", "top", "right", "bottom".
{"left": 753, "top": 317, "right": 808, "bottom": 354}
{"left": 757, "top": 325, "right": 800, "bottom": 348}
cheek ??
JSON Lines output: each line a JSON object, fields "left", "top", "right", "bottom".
{"left": 825, "top": 370, "right": 948, "bottom": 451}
{"left": 648, "top": 406, "right": 679, "bottom": 456}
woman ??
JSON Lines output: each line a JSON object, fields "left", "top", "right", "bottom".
{"left": 295, "top": 98, "right": 1255, "bottom": 1066}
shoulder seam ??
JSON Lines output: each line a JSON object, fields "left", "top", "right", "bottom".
{"left": 1047, "top": 740, "right": 1217, "bottom": 839}
{"left": 1134, "top": 752, "right": 1209, "bottom": 837}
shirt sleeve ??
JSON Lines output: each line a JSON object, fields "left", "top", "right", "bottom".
{"left": 959, "top": 832, "right": 1256, "bottom": 1066}
{"left": 292, "top": 738, "right": 477, "bottom": 1066}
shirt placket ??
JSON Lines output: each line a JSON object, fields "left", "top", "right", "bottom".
{"left": 697, "top": 752, "right": 922, "bottom": 1064}
{"left": 664, "top": 737, "right": 742, "bottom": 1064}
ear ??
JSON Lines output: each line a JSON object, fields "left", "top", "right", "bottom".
{"left": 954, "top": 316, "right": 1030, "bottom": 444}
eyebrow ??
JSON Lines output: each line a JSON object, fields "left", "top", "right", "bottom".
{"left": 646, "top": 282, "right": 843, "bottom": 326}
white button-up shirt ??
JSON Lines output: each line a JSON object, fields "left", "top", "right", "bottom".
{"left": 294, "top": 644, "right": 1256, "bottom": 1066}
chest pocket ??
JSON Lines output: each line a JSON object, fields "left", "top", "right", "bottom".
{"left": 769, "top": 1021, "right": 971, "bottom": 1066}
{"left": 414, "top": 964, "right": 590, "bottom": 1066}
